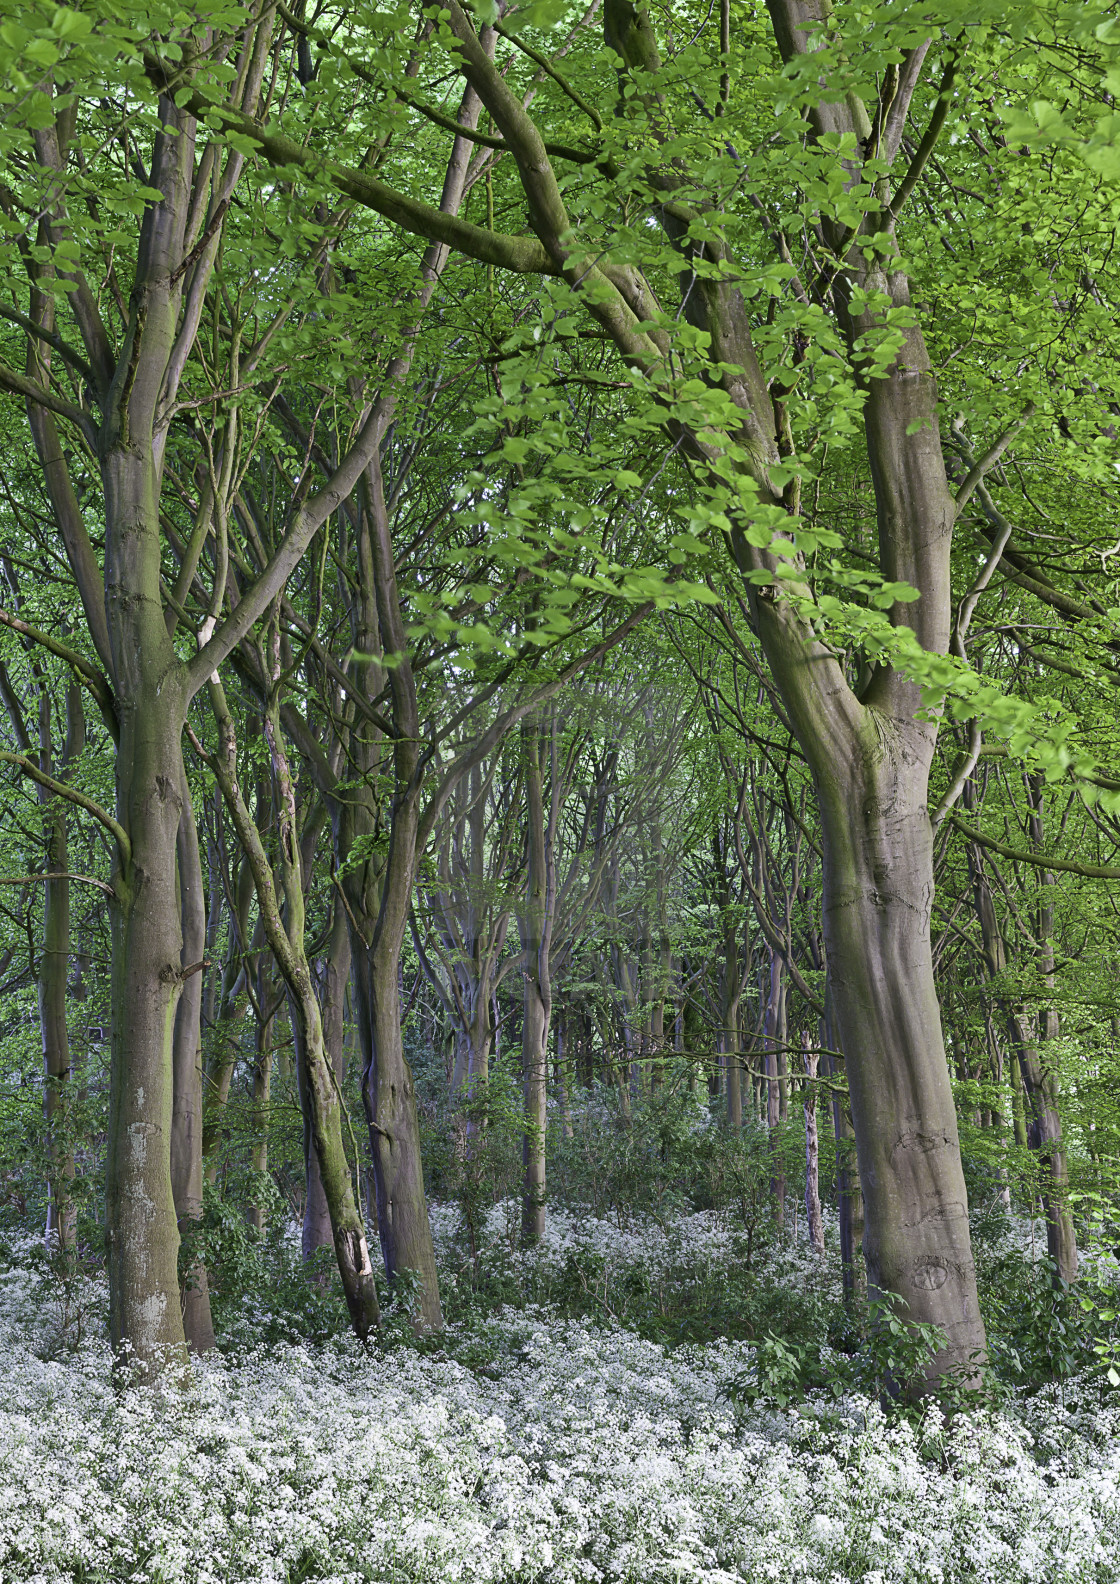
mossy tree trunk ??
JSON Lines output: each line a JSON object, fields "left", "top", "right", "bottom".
{"left": 205, "top": 658, "right": 381, "bottom": 1340}
{"left": 302, "top": 902, "right": 351, "bottom": 1260}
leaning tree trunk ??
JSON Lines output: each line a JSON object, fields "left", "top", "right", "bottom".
{"left": 288, "top": 983, "right": 380, "bottom": 1335}
{"left": 207, "top": 673, "right": 381, "bottom": 1337}
{"left": 302, "top": 902, "right": 351, "bottom": 1260}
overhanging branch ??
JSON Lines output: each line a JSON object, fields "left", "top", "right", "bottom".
{"left": 142, "top": 49, "right": 556, "bottom": 276}
{"left": 0, "top": 750, "right": 130, "bottom": 866}
{"left": 948, "top": 812, "right": 1120, "bottom": 881}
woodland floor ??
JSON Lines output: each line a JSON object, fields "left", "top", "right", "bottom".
{"left": 0, "top": 1202, "right": 1118, "bottom": 1583}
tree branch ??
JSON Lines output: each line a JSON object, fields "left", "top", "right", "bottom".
{"left": 0, "top": 871, "right": 115, "bottom": 897}
{"left": 0, "top": 606, "right": 118, "bottom": 738}
{"left": 0, "top": 304, "right": 97, "bottom": 391}
{"left": 494, "top": 19, "right": 604, "bottom": 131}
{"left": 142, "top": 49, "right": 555, "bottom": 276}
{"left": 947, "top": 812, "right": 1120, "bottom": 880}
{"left": 952, "top": 405, "right": 1035, "bottom": 519}
{"left": 0, "top": 356, "right": 97, "bottom": 445}
{"left": 0, "top": 750, "right": 130, "bottom": 865}
{"left": 886, "top": 47, "right": 964, "bottom": 222}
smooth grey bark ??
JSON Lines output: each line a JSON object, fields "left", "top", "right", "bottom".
{"left": 799, "top": 703, "right": 978, "bottom": 1373}
{"left": 106, "top": 675, "right": 193, "bottom": 1372}
{"left": 21, "top": 100, "right": 205, "bottom": 1373}
{"left": 355, "top": 461, "right": 443, "bottom": 1328}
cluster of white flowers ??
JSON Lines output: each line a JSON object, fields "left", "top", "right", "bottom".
{"left": 0, "top": 1216, "right": 1118, "bottom": 1584}
{"left": 431, "top": 1198, "right": 843, "bottom": 1308}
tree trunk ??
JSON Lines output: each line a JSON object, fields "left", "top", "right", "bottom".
{"left": 356, "top": 927, "right": 442, "bottom": 1325}
{"left": 202, "top": 862, "right": 254, "bottom": 1181}
{"left": 519, "top": 717, "right": 554, "bottom": 1246}
{"left": 556, "top": 1013, "right": 574, "bottom": 1140}
{"left": 520, "top": 968, "right": 550, "bottom": 1246}
{"left": 823, "top": 1005, "right": 864, "bottom": 1304}
{"left": 764, "top": 947, "right": 786, "bottom": 1228}
{"left": 37, "top": 681, "right": 78, "bottom": 1252}
{"left": 246, "top": 972, "right": 274, "bottom": 1235}
{"left": 171, "top": 770, "right": 215, "bottom": 1350}
{"left": 349, "top": 459, "right": 443, "bottom": 1328}
{"left": 105, "top": 688, "right": 191, "bottom": 1375}
{"left": 302, "top": 903, "right": 350, "bottom": 1259}
{"left": 965, "top": 782, "right": 1075, "bottom": 1279}
{"left": 288, "top": 973, "right": 380, "bottom": 1335}
{"left": 97, "top": 108, "right": 204, "bottom": 1377}
{"left": 814, "top": 729, "right": 980, "bottom": 1378}
{"left": 802, "top": 1030, "right": 824, "bottom": 1255}
{"left": 1013, "top": 1016, "right": 1076, "bottom": 1280}
{"left": 1009, "top": 1054, "right": 1029, "bottom": 1150}
{"left": 719, "top": 900, "right": 743, "bottom": 1127}
{"left": 1023, "top": 779, "right": 1076, "bottom": 1281}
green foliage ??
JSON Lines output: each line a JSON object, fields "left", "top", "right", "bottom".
{"left": 723, "top": 1328, "right": 839, "bottom": 1412}
{"left": 721, "top": 1294, "right": 950, "bottom": 1420}
{"left": 186, "top": 1180, "right": 352, "bottom": 1350}
{"left": 424, "top": 1060, "right": 529, "bottom": 1295}
{"left": 981, "top": 1249, "right": 1120, "bottom": 1398}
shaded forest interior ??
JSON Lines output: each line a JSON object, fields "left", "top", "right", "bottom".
{"left": 0, "top": 0, "right": 1117, "bottom": 1431}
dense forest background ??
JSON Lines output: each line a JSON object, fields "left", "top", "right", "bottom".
{"left": 1, "top": 6, "right": 1120, "bottom": 1569}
